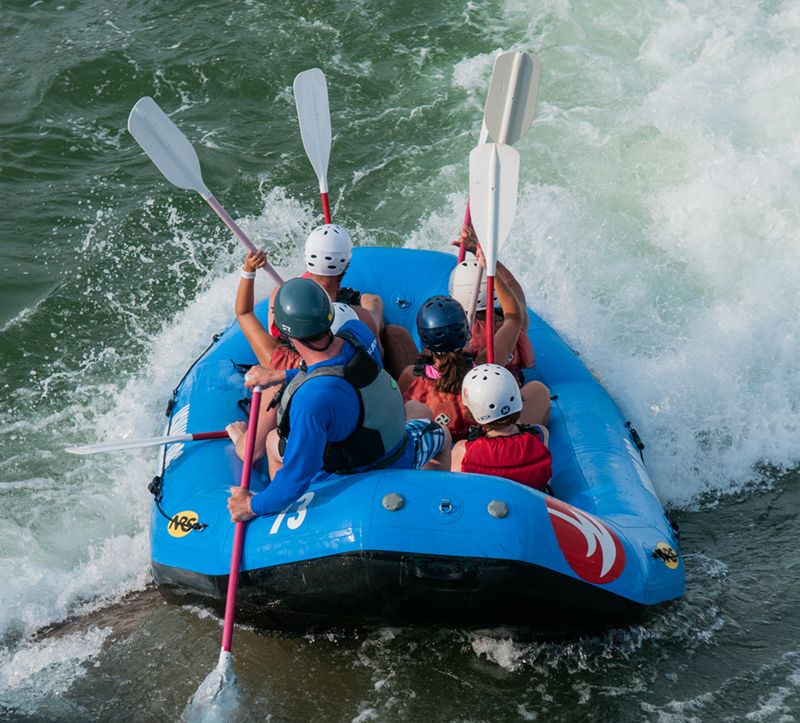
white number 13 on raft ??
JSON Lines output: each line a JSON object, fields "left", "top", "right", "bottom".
{"left": 269, "top": 492, "right": 316, "bottom": 535}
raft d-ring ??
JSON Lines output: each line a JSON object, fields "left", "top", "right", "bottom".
{"left": 429, "top": 494, "right": 463, "bottom": 523}
{"left": 390, "top": 289, "right": 415, "bottom": 314}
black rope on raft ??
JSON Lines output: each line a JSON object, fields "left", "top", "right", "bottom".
{"left": 237, "top": 397, "right": 251, "bottom": 417}
{"left": 147, "top": 332, "right": 223, "bottom": 531}
{"left": 625, "top": 421, "right": 645, "bottom": 462}
{"left": 230, "top": 360, "right": 251, "bottom": 375}
{"left": 148, "top": 475, "right": 208, "bottom": 531}
{"left": 164, "top": 333, "right": 222, "bottom": 417}
{"left": 626, "top": 421, "right": 645, "bottom": 451}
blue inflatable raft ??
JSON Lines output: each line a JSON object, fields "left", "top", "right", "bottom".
{"left": 150, "top": 247, "right": 684, "bottom": 634}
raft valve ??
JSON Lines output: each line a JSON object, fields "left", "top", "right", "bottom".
{"left": 382, "top": 493, "right": 404, "bottom": 511}
{"left": 488, "top": 501, "right": 509, "bottom": 518}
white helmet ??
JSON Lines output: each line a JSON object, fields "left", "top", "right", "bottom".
{"left": 304, "top": 224, "right": 352, "bottom": 276}
{"left": 461, "top": 364, "right": 522, "bottom": 424}
{"left": 449, "top": 259, "right": 498, "bottom": 311}
{"left": 330, "top": 301, "right": 359, "bottom": 333}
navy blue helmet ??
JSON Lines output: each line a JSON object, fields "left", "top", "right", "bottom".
{"left": 416, "top": 295, "right": 470, "bottom": 353}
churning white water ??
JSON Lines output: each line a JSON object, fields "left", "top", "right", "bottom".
{"left": 3, "top": 0, "right": 800, "bottom": 719}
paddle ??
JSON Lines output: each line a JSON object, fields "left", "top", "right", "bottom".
{"left": 294, "top": 68, "right": 333, "bottom": 223}
{"left": 127, "top": 97, "right": 284, "bottom": 287}
{"left": 186, "top": 385, "right": 263, "bottom": 721}
{"left": 459, "top": 50, "right": 540, "bottom": 263}
{"left": 457, "top": 121, "right": 490, "bottom": 264}
{"left": 469, "top": 143, "right": 520, "bottom": 364}
{"left": 483, "top": 50, "right": 542, "bottom": 146}
{"left": 465, "top": 51, "right": 541, "bottom": 359}
{"left": 66, "top": 430, "right": 229, "bottom": 455}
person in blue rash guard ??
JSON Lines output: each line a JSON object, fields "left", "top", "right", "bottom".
{"left": 227, "top": 277, "right": 451, "bottom": 522}
{"left": 249, "top": 318, "right": 381, "bottom": 516}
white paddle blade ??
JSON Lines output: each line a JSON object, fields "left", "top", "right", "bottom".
{"left": 469, "top": 142, "right": 520, "bottom": 275}
{"left": 66, "top": 432, "right": 195, "bottom": 455}
{"left": 294, "top": 68, "right": 331, "bottom": 194}
{"left": 484, "top": 51, "right": 542, "bottom": 146}
{"left": 185, "top": 651, "right": 240, "bottom": 722}
{"left": 128, "top": 97, "right": 211, "bottom": 199}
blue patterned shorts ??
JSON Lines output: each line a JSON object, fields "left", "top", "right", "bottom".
{"left": 405, "top": 418, "right": 446, "bottom": 469}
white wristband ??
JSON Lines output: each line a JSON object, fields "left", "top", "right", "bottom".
{"left": 241, "top": 270, "right": 256, "bottom": 280}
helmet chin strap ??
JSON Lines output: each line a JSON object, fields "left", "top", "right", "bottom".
{"left": 300, "top": 330, "right": 335, "bottom": 352}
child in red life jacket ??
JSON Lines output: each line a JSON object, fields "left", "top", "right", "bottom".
{"left": 450, "top": 364, "right": 552, "bottom": 492}
{"left": 399, "top": 250, "right": 551, "bottom": 442}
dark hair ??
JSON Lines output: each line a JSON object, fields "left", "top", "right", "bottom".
{"left": 433, "top": 351, "right": 473, "bottom": 396}
{"left": 304, "top": 330, "right": 332, "bottom": 344}
{"left": 308, "top": 268, "right": 348, "bottom": 284}
{"left": 464, "top": 405, "right": 521, "bottom": 430}
{"left": 481, "top": 410, "right": 522, "bottom": 431}
{"left": 298, "top": 329, "right": 335, "bottom": 351}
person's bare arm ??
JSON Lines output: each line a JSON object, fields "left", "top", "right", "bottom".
{"left": 353, "top": 305, "right": 384, "bottom": 357}
{"left": 452, "top": 225, "right": 529, "bottom": 332}
{"left": 450, "top": 439, "right": 467, "bottom": 472}
{"left": 360, "top": 293, "right": 384, "bottom": 337}
{"left": 495, "top": 261, "right": 529, "bottom": 333}
{"left": 398, "top": 364, "right": 416, "bottom": 395}
{"left": 236, "top": 251, "right": 279, "bottom": 365}
{"left": 474, "top": 251, "right": 522, "bottom": 367}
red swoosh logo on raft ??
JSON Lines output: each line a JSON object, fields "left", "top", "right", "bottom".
{"left": 545, "top": 497, "right": 625, "bottom": 584}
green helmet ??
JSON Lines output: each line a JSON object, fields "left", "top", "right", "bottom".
{"left": 273, "top": 278, "right": 334, "bottom": 340}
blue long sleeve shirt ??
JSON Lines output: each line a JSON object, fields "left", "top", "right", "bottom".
{"left": 249, "top": 320, "right": 383, "bottom": 516}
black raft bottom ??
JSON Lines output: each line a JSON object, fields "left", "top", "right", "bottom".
{"left": 152, "top": 550, "right": 658, "bottom": 636}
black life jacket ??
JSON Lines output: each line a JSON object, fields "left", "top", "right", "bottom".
{"left": 276, "top": 329, "right": 407, "bottom": 474}
{"left": 336, "top": 286, "right": 361, "bottom": 306}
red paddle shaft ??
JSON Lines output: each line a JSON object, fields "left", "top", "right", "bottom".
{"left": 486, "top": 275, "right": 496, "bottom": 364}
{"left": 190, "top": 431, "right": 230, "bottom": 442}
{"left": 321, "top": 193, "right": 332, "bottom": 224}
{"left": 221, "top": 385, "right": 262, "bottom": 654}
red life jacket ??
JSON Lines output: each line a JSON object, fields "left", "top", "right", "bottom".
{"left": 461, "top": 425, "right": 552, "bottom": 491}
{"left": 402, "top": 355, "right": 475, "bottom": 441}
{"left": 467, "top": 311, "right": 535, "bottom": 382}
{"left": 269, "top": 344, "right": 303, "bottom": 372}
